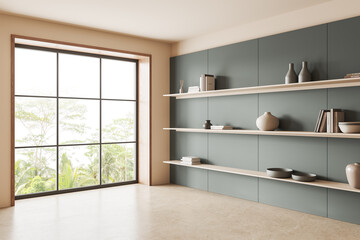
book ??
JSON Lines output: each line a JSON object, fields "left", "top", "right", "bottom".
{"left": 210, "top": 125, "right": 233, "bottom": 130}
{"left": 333, "top": 111, "right": 344, "bottom": 133}
{"left": 188, "top": 86, "right": 200, "bottom": 93}
{"left": 181, "top": 158, "right": 201, "bottom": 162}
{"left": 319, "top": 110, "right": 329, "bottom": 132}
{"left": 181, "top": 161, "right": 201, "bottom": 165}
{"left": 327, "top": 112, "right": 332, "bottom": 133}
{"left": 181, "top": 156, "right": 201, "bottom": 165}
{"left": 327, "top": 109, "right": 343, "bottom": 133}
{"left": 314, "top": 110, "right": 324, "bottom": 132}
{"left": 181, "top": 160, "right": 201, "bottom": 164}
{"left": 344, "top": 73, "right": 360, "bottom": 78}
{"left": 181, "top": 156, "right": 200, "bottom": 161}
{"left": 181, "top": 156, "right": 200, "bottom": 160}
{"left": 205, "top": 75, "right": 215, "bottom": 91}
{"left": 332, "top": 109, "right": 342, "bottom": 133}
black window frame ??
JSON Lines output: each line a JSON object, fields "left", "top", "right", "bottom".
{"left": 14, "top": 44, "right": 139, "bottom": 200}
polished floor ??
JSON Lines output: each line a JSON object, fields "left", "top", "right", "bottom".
{"left": 0, "top": 184, "right": 359, "bottom": 240}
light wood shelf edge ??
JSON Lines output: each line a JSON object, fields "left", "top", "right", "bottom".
{"left": 163, "top": 77, "right": 360, "bottom": 99}
{"left": 163, "top": 128, "right": 360, "bottom": 139}
{"left": 164, "top": 160, "right": 360, "bottom": 193}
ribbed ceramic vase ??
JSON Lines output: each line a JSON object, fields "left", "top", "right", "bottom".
{"left": 256, "top": 112, "right": 279, "bottom": 131}
{"left": 299, "top": 61, "right": 311, "bottom": 83}
{"left": 285, "top": 63, "right": 298, "bottom": 84}
{"left": 346, "top": 162, "right": 360, "bottom": 189}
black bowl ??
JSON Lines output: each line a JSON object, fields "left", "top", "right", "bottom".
{"left": 292, "top": 171, "right": 316, "bottom": 182}
{"left": 266, "top": 168, "right": 293, "bottom": 178}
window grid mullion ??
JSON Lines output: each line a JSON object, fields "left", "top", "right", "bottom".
{"left": 99, "top": 58, "right": 102, "bottom": 186}
{"left": 14, "top": 141, "right": 137, "bottom": 149}
{"left": 56, "top": 52, "right": 59, "bottom": 192}
{"left": 14, "top": 94, "right": 136, "bottom": 102}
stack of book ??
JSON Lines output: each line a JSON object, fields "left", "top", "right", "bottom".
{"left": 181, "top": 156, "right": 201, "bottom": 165}
{"left": 188, "top": 86, "right": 200, "bottom": 93}
{"left": 210, "top": 125, "right": 233, "bottom": 130}
{"left": 344, "top": 73, "right": 360, "bottom": 78}
{"left": 314, "top": 109, "right": 344, "bottom": 133}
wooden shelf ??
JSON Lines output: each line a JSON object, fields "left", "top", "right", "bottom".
{"left": 164, "top": 128, "right": 360, "bottom": 139}
{"left": 164, "top": 77, "right": 360, "bottom": 99}
{"left": 164, "top": 160, "right": 360, "bottom": 194}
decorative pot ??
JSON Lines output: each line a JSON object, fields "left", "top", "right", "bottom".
{"left": 346, "top": 162, "right": 360, "bottom": 189}
{"left": 203, "top": 120, "right": 212, "bottom": 129}
{"left": 299, "top": 61, "right": 311, "bottom": 83}
{"left": 256, "top": 112, "right": 279, "bottom": 131}
{"left": 285, "top": 63, "right": 298, "bottom": 84}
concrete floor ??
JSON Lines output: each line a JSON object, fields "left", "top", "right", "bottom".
{"left": 0, "top": 184, "right": 359, "bottom": 240}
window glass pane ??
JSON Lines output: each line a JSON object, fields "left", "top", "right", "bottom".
{"left": 102, "top": 101, "right": 136, "bottom": 143}
{"left": 59, "top": 145, "right": 99, "bottom": 190}
{"left": 15, "top": 147, "right": 56, "bottom": 195}
{"left": 15, "top": 45, "right": 138, "bottom": 197}
{"left": 59, "top": 53, "right": 99, "bottom": 98}
{"left": 15, "top": 97, "right": 57, "bottom": 147}
{"left": 15, "top": 48, "right": 57, "bottom": 96}
{"left": 102, "top": 59, "right": 136, "bottom": 100}
{"left": 59, "top": 99, "right": 99, "bottom": 144}
{"left": 102, "top": 143, "right": 135, "bottom": 184}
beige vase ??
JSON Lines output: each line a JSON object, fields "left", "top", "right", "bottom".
{"left": 346, "top": 163, "right": 360, "bottom": 189}
{"left": 256, "top": 112, "right": 279, "bottom": 131}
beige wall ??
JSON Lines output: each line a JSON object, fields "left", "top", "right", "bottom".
{"left": 172, "top": 0, "right": 360, "bottom": 56}
{"left": 0, "top": 13, "right": 170, "bottom": 208}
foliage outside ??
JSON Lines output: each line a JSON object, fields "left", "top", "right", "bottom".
{"left": 15, "top": 99, "right": 135, "bottom": 195}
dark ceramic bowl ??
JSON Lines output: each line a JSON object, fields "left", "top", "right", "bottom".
{"left": 266, "top": 168, "right": 293, "bottom": 178}
{"left": 291, "top": 171, "right": 316, "bottom": 182}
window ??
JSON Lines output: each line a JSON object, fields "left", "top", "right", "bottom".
{"left": 14, "top": 45, "right": 137, "bottom": 197}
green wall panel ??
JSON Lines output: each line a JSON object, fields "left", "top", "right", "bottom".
{"left": 259, "top": 24, "right": 327, "bottom": 86}
{"left": 259, "top": 136, "right": 327, "bottom": 179}
{"left": 170, "top": 98, "right": 207, "bottom": 128}
{"left": 169, "top": 16, "right": 360, "bottom": 225}
{"left": 328, "top": 87, "right": 360, "bottom": 122}
{"left": 259, "top": 179, "right": 327, "bottom": 217}
{"left": 328, "top": 16, "right": 360, "bottom": 79}
{"left": 208, "top": 40, "right": 258, "bottom": 89}
{"left": 170, "top": 50, "right": 208, "bottom": 128}
{"left": 208, "top": 171, "right": 258, "bottom": 201}
{"left": 170, "top": 50, "right": 207, "bottom": 93}
{"left": 328, "top": 190, "right": 360, "bottom": 225}
{"left": 209, "top": 95, "right": 258, "bottom": 129}
{"left": 170, "top": 132, "right": 208, "bottom": 190}
{"left": 259, "top": 90, "right": 327, "bottom": 131}
{"left": 170, "top": 165, "right": 208, "bottom": 191}
{"left": 208, "top": 134, "right": 258, "bottom": 170}
{"left": 170, "top": 132, "right": 208, "bottom": 162}
{"left": 328, "top": 139, "right": 360, "bottom": 183}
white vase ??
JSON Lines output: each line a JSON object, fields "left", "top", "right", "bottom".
{"left": 256, "top": 112, "right": 279, "bottom": 131}
{"left": 346, "top": 162, "right": 360, "bottom": 189}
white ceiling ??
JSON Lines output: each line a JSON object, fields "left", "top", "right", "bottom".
{"left": 0, "top": 0, "right": 331, "bottom": 42}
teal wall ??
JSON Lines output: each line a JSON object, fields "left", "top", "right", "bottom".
{"left": 169, "top": 16, "right": 360, "bottom": 224}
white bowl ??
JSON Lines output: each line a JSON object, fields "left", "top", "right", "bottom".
{"left": 338, "top": 122, "right": 360, "bottom": 133}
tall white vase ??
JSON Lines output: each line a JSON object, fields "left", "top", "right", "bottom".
{"left": 256, "top": 112, "right": 279, "bottom": 131}
{"left": 346, "top": 163, "right": 360, "bottom": 189}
